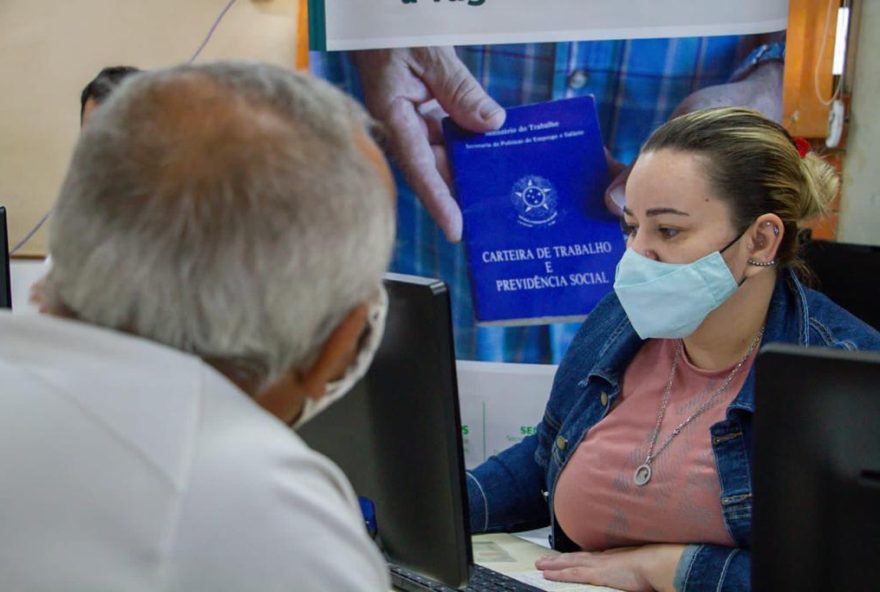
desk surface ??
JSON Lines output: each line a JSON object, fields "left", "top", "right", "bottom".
{"left": 472, "top": 533, "right": 623, "bottom": 592}
{"left": 389, "top": 533, "right": 626, "bottom": 591}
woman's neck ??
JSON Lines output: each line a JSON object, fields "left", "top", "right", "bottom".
{"left": 682, "top": 270, "right": 777, "bottom": 370}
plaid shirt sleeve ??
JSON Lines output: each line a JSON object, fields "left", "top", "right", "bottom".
{"left": 312, "top": 34, "right": 758, "bottom": 363}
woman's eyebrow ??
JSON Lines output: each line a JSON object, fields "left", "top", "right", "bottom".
{"left": 646, "top": 207, "right": 689, "bottom": 217}
{"left": 622, "top": 206, "right": 690, "bottom": 217}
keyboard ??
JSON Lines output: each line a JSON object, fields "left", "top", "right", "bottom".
{"left": 391, "top": 563, "right": 546, "bottom": 592}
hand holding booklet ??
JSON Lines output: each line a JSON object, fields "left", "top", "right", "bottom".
{"left": 443, "top": 96, "right": 625, "bottom": 326}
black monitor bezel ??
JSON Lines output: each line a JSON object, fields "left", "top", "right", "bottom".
{"left": 298, "top": 272, "right": 472, "bottom": 589}
{"left": 1, "top": 206, "right": 12, "bottom": 309}
{"left": 753, "top": 343, "right": 880, "bottom": 590}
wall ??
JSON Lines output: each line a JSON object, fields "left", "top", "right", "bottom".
{"left": 838, "top": 1, "right": 880, "bottom": 246}
{"left": 9, "top": 259, "right": 45, "bottom": 313}
{"left": 0, "top": 0, "right": 299, "bottom": 256}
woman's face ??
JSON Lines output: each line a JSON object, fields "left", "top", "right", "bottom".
{"left": 622, "top": 149, "right": 741, "bottom": 264}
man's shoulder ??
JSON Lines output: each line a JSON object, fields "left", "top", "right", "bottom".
{"left": 0, "top": 312, "right": 213, "bottom": 483}
{"left": 170, "top": 377, "right": 390, "bottom": 591}
{"left": 189, "top": 369, "right": 354, "bottom": 496}
{"left": 0, "top": 314, "right": 390, "bottom": 590}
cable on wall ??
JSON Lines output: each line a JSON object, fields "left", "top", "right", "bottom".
{"left": 11, "top": 0, "right": 240, "bottom": 255}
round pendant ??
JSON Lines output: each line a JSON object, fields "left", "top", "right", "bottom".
{"left": 634, "top": 463, "right": 652, "bottom": 486}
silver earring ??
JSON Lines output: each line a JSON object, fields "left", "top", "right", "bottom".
{"left": 748, "top": 258, "right": 777, "bottom": 267}
{"left": 762, "top": 222, "right": 780, "bottom": 235}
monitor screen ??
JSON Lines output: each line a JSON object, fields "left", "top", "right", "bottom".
{"left": 1, "top": 206, "right": 11, "bottom": 309}
{"left": 298, "top": 272, "right": 471, "bottom": 589}
{"left": 802, "top": 239, "right": 880, "bottom": 331}
{"left": 753, "top": 343, "right": 880, "bottom": 590}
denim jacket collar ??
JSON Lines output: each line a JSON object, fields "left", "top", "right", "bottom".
{"left": 729, "top": 270, "right": 809, "bottom": 415}
{"left": 584, "top": 270, "right": 808, "bottom": 416}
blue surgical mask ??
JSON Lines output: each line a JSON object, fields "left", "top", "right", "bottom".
{"left": 292, "top": 285, "right": 388, "bottom": 430}
{"left": 613, "top": 236, "right": 743, "bottom": 339}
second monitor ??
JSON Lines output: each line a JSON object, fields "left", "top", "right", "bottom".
{"left": 753, "top": 344, "right": 880, "bottom": 590}
{"left": 298, "top": 273, "right": 472, "bottom": 589}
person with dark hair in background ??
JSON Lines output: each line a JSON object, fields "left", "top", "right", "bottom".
{"left": 80, "top": 65, "right": 141, "bottom": 124}
{"left": 29, "top": 65, "right": 142, "bottom": 309}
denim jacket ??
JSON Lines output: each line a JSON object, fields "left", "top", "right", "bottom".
{"left": 467, "top": 270, "right": 880, "bottom": 591}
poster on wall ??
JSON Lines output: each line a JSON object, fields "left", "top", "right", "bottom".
{"left": 308, "top": 0, "right": 789, "bottom": 51}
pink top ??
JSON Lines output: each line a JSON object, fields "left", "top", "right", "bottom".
{"left": 553, "top": 338, "right": 757, "bottom": 550}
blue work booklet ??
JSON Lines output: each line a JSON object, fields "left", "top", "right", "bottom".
{"left": 443, "top": 96, "right": 625, "bottom": 326}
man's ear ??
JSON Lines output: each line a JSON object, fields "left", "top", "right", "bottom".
{"left": 253, "top": 303, "right": 369, "bottom": 425}
{"left": 295, "top": 302, "right": 370, "bottom": 401}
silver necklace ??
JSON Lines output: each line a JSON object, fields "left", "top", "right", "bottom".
{"left": 633, "top": 328, "right": 764, "bottom": 487}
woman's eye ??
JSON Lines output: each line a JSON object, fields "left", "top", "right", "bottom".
{"left": 658, "top": 227, "right": 680, "bottom": 239}
{"left": 620, "top": 220, "right": 637, "bottom": 237}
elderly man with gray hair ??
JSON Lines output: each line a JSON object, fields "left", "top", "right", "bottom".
{"left": 0, "top": 62, "right": 395, "bottom": 590}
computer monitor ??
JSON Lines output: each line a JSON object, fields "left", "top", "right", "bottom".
{"left": 1, "top": 206, "right": 11, "bottom": 309}
{"left": 298, "top": 273, "right": 472, "bottom": 589}
{"left": 753, "top": 344, "right": 880, "bottom": 590}
{"left": 801, "top": 239, "right": 880, "bottom": 331}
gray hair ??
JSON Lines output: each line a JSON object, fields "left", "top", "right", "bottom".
{"left": 46, "top": 61, "right": 395, "bottom": 390}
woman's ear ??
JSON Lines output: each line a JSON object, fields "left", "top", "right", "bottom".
{"left": 746, "top": 213, "right": 784, "bottom": 271}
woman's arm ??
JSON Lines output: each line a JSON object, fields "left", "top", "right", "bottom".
{"left": 467, "top": 432, "right": 550, "bottom": 534}
{"left": 535, "top": 543, "right": 750, "bottom": 591}
{"left": 536, "top": 544, "right": 685, "bottom": 592}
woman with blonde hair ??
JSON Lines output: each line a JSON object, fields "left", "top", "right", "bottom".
{"left": 466, "top": 107, "right": 880, "bottom": 591}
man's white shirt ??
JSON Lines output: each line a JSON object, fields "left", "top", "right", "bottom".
{"left": 0, "top": 312, "right": 390, "bottom": 591}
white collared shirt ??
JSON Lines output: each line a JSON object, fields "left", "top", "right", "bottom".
{"left": 0, "top": 312, "right": 389, "bottom": 591}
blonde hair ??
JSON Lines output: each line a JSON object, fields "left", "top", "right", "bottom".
{"left": 642, "top": 107, "right": 838, "bottom": 271}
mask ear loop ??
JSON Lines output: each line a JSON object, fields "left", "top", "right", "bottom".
{"left": 715, "top": 227, "right": 750, "bottom": 285}
{"left": 719, "top": 228, "right": 749, "bottom": 254}
{"left": 723, "top": 221, "right": 779, "bottom": 285}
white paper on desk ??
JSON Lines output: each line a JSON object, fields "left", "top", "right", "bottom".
{"left": 511, "top": 571, "right": 623, "bottom": 592}
{"left": 472, "top": 540, "right": 517, "bottom": 563}
{"left": 513, "top": 527, "right": 553, "bottom": 549}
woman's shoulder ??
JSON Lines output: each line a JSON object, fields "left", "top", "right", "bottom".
{"left": 566, "top": 291, "right": 632, "bottom": 356}
{"left": 554, "top": 292, "right": 641, "bottom": 385}
{"left": 802, "top": 286, "right": 880, "bottom": 351}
